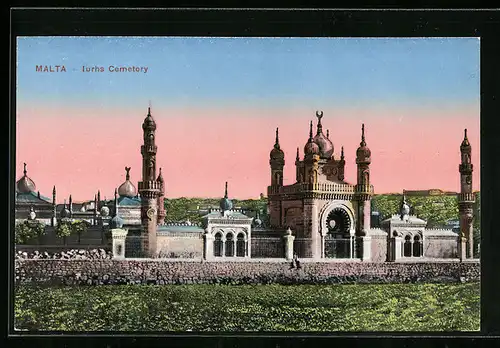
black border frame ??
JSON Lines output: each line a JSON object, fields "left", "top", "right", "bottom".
{"left": 8, "top": 7, "right": 500, "bottom": 347}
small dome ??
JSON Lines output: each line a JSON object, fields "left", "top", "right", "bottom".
{"left": 110, "top": 215, "right": 124, "bottom": 229}
{"left": 142, "top": 107, "right": 156, "bottom": 130}
{"left": 100, "top": 206, "right": 110, "bottom": 217}
{"left": 313, "top": 133, "right": 334, "bottom": 159}
{"left": 219, "top": 182, "right": 233, "bottom": 212}
{"left": 356, "top": 145, "right": 371, "bottom": 160}
{"left": 356, "top": 124, "right": 371, "bottom": 163}
{"left": 118, "top": 167, "right": 137, "bottom": 198}
{"left": 304, "top": 139, "right": 320, "bottom": 156}
{"left": 220, "top": 197, "right": 233, "bottom": 211}
{"left": 270, "top": 128, "right": 284, "bottom": 161}
{"left": 29, "top": 207, "right": 36, "bottom": 220}
{"left": 254, "top": 217, "right": 262, "bottom": 227}
{"left": 16, "top": 163, "right": 36, "bottom": 193}
{"left": 60, "top": 204, "right": 70, "bottom": 218}
{"left": 118, "top": 180, "right": 137, "bottom": 198}
{"left": 270, "top": 147, "right": 284, "bottom": 160}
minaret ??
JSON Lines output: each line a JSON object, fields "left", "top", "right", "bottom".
{"left": 138, "top": 107, "right": 161, "bottom": 257}
{"left": 458, "top": 129, "right": 475, "bottom": 260}
{"left": 338, "top": 146, "right": 345, "bottom": 181}
{"left": 69, "top": 194, "right": 73, "bottom": 217}
{"left": 51, "top": 185, "right": 57, "bottom": 226}
{"left": 355, "top": 124, "right": 373, "bottom": 260}
{"left": 156, "top": 167, "right": 166, "bottom": 225}
{"left": 269, "top": 127, "right": 285, "bottom": 186}
{"left": 93, "top": 193, "right": 98, "bottom": 226}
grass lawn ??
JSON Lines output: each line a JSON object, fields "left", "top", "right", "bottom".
{"left": 14, "top": 282, "right": 480, "bottom": 332}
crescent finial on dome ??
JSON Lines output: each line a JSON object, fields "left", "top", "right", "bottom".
{"left": 125, "top": 166, "right": 131, "bottom": 180}
{"left": 23, "top": 162, "right": 27, "bottom": 176}
{"left": 274, "top": 127, "right": 280, "bottom": 149}
{"left": 224, "top": 181, "right": 228, "bottom": 198}
{"left": 315, "top": 111, "right": 324, "bottom": 134}
{"left": 341, "top": 146, "right": 344, "bottom": 160}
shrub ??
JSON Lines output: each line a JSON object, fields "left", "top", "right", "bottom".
{"left": 55, "top": 222, "right": 72, "bottom": 245}
{"left": 15, "top": 221, "right": 46, "bottom": 244}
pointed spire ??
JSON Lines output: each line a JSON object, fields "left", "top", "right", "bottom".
{"left": 69, "top": 195, "right": 73, "bottom": 213}
{"left": 23, "top": 162, "right": 27, "bottom": 176}
{"left": 327, "top": 129, "right": 329, "bottom": 139}
{"left": 224, "top": 181, "right": 228, "bottom": 199}
{"left": 53, "top": 185, "right": 56, "bottom": 195}
{"left": 316, "top": 111, "right": 324, "bottom": 134}
{"left": 37, "top": 191, "right": 40, "bottom": 199}
{"left": 114, "top": 188, "right": 119, "bottom": 217}
{"left": 296, "top": 147, "right": 300, "bottom": 161}
{"left": 341, "top": 146, "right": 345, "bottom": 160}
{"left": 274, "top": 127, "right": 280, "bottom": 149}
{"left": 147, "top": 106, "right": 151, "bottom": 116}
{"left": 309, "top": 120, "right": 314, "bottom": 140}
{"left": 461, "top": 128, "right": 470, "bottom": 147}
{"left": 360, "top": 123, "right": 366, "bottom": 146}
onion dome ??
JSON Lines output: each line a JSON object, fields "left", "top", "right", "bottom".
{"left": 142, "top": 107, "right": 156, "bottom": 131}
{"left": 118, "top": 166, "right": 137, "bottom": 198}
{"left": 356, "top": 124, "right": 371, "bottom": 163}
{"left": 219, "top": 182, "right": 233, "bottom": 212}
{"left": 28, "top": 206, "right": 36, "bottom": 220}
{"left": 461, "top": 129, "right": 471, "bottom": 150}
{"left": 60, "top": 201, "right": 70, "bottom": 218}
{"left": 16, "top": 163, "right": 36, "bottom": 193}
{"left": 400, "top": 193, "right": 411, "bottom": 221}
{"left": 304, "top": 121, "right": 320, "bottom": 156}
{"left": 110, "top": 188, "right": 124, "bottom": 229}
{"left": 270, "top": 128, "right": 285, "bottom": 161}
{"left": 157, "top": 167, "right": 164, "bottom": 183}
{"left": 312, "top": 111, "right": 334, "bottom": 159}
{"left": 100, "top": 205, "right": 110, "bottom": 217}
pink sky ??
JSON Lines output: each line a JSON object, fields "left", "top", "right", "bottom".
{"left": 15, "top": 105, "right": 480, "bottom": 202}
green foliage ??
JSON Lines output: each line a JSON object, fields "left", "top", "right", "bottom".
{"left": 55, "top": 222, "right": 72, "bottom": 239}
{"left": 164, "top": 197, "right": 269, "bottom": 224}
{"left": 14, "top": 282, "right": 479, "bottom": 331}
{"left": 371, "top": 195, "right": 400, "bottom": 221}
{"left": 15, "top": 221, "right": 46, "bottom": 244}
{"left": 372, "top": 194, "right": 460, "bottom": 228}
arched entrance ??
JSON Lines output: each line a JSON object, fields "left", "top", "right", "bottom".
{"left": 323, "top": 207, "right": 353, "bottom": 258}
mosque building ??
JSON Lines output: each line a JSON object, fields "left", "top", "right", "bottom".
{"left": 15, "top": 108, "right": 476, "bottom": 261}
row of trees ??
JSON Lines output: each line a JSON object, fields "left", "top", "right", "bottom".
{"left": 15, "top": 220, "right": 91, "bottom": 245}
{"left": 163, "top": 197, "right": 269, "bottom": 226}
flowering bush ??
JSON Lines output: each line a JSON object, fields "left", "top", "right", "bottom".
{"left": 15, "top": 221, "right": 46, "bottom": 244}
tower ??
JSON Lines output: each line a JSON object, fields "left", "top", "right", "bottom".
{"left": 138, "top": 107, "right": 161, "bottom": 257}
{"left": 157, "top": 168, "right": 166, "bottom": 225}
{"left": 355, "top": 124, "right": 373, "bottom": 259}
{"left": 51, "top": 185, "right": 57, "bottom": 227}
{"left": 270, "top": 127, "right": 285, "bottom": 186}
{"left": 268, "top": 127, "right": 285, "bottom": 227}
{"left": 458, "top": 129, "right": 475, "bottom": 260}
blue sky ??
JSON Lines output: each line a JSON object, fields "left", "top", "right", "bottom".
{"left": 17, "top": 37, "right": 480, "bottom": 109}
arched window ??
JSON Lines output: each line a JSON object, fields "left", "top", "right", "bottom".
{"left": 225, "top": 233, "right": 234, "bottom": 257}
{"left": 403, "top": 235, "right": 412, "bottom": 257}
{"left": 214, "top": 233, "right": 223, "bottom": 257}
{"left": 236, "top": 233, "right": 246, "bottom": 257}
{"left": 413, "top": 235, "right": 422, "bottom": 257}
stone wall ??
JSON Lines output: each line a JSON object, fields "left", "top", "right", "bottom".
{"left": 156, "top": 235, "right": 203, "bottom": 258}
{"left": 370, "top": 235, "right": 387, "bottom": 263}
{"left": 424, "top": 238, "right": 458, "bottom": 259}
{"left": 14, "top": 259, "right": 480, "bottom": 286}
